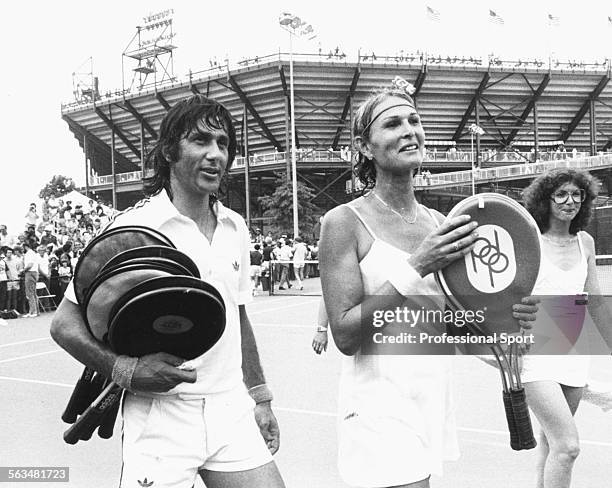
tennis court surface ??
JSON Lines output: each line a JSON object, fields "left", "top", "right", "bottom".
{"left": 1, "top": 290, "right": 611, "bottom": 487}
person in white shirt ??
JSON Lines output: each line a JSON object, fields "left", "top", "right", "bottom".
{"left": 22, "top": 241, "right": 39, "bottom": 317}
{"left": 36, "top": 245, "right": 50, "bottom": 288}
{"left": 277, "top": 239, "right": 293, "bottom": 290}
{"left": 292, "top": 236, "right": 308, "bottom": 290}
{"left": 50, "top": 94, "right": 285, "bottom": 488}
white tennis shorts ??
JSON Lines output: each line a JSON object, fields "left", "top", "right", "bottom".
{"left": 120, "top": 387, "right": 272, "bottom": 487}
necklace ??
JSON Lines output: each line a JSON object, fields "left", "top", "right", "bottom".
{"left": 372, "top": 192, "right": 418, "bottom": 224}
{"left": 542, "top": 234, "right": 577, "bottom": 247}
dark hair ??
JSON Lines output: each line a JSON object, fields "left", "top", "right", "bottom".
{"left": 352, "top": 88, "right": 417, "bottom": 190}
{"left": 143, "top": 94, "right": 237, "bottom": 199}
{"left": 522, "top": 168, "right": 599, "bottom": 234}
{"left": 254, "top": 244, "right": 260, "bottom": 250}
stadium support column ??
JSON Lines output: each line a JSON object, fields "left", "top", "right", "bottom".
{"left": 590, "top": 99, "right": 597, "bottom": 156}
{"left": 349, "top": 96, "right": 356, "bottom": 200}
{"left": 475, "top": 102, "right": 481, "bottom": 168}
{"left": 111, "top": 129, "right": 117, "bottom": 209}
{"left": 243, "top": 105, "right": 251, "bottom": 229}
{"left": 533, "top": 102, "right": 540, "bottom": 161}
{"left": 109, "top": 104, "right": 117, "bottom": 209}
{"left": 140, "top": 122, "right": 145, "bottom": 172}
{"left": 84, "top": 136, "right": 89, "bottom": 198}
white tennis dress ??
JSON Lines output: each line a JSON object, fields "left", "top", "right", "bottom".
{"left": 337, "top": 204, "right": 459, "bottom": 488}
{"left": 521, "top": 232, "right": 590, "bottom": 387}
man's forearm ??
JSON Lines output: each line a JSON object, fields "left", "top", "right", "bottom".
{"left": 239, "top": 305, "right": 266, "bottom": 388}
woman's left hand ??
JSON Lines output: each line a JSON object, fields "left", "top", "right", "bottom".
{"left": 512, "top": 296, "right": 540, "bottom": 329}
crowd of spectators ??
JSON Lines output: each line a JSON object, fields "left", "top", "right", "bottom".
{"left": 0, "top": 197, "right": 116, "bottom": 318}
{"left": 247, "top": 224, "right": 321, "bottom": 295}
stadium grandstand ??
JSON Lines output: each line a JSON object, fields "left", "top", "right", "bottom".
{"left": 61, "top": 50, "right": 612, "bottom": 252}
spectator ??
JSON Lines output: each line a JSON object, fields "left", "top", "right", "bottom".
{"left": 308, "top": 240, "right": 320, "bottom": 278}
{"left": 0, "top": 225, "right": 16, "bottom": 248}
{"left": 292, "top": 236, "right": 308, "bottom": 290}
{"left": 24, "top": 203, "right": 39, "bottom": 226}
{"left": 48, "top": 255, "right": 60, "bottom": 303}
{"left": 37, "top": 245, "right": 50, "bottom": 290}
{"left": 40, "top": 225, "right": 58, "bottom": 248}
{"left": 0, "top": 251, "right": 8, "bottom": 311}
{"left": 24, "top": 224, "right": 39, "bottom": 248}
{"left": 272, "top": 241, "right": 283, "bottom": 284}
{"left": 62, "top": 201, "right": 73, "bottom": 220}
{"left": 5, "top": 248, "right": 22, "bottom": 313}
{"left": 249, "top": 244, "right": 263, "bottom": 294}
{"left": 277, "top": 239, "right": 293, "bottom": 290}
{"left": 22, "top": 241, "right": 39, "bottom": 317}
{"left": 57, "top": 254, "right": 72, "bottom": 302}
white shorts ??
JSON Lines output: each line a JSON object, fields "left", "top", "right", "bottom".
{"left": 120, "top": 387, "right": 273, "bottom": 488}
{"left": 249, "top": 265, "right": 261, "bottom": 278}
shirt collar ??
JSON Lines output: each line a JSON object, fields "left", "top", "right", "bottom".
{"left": 152, "top": 189, "right": 234, "bottom": 225}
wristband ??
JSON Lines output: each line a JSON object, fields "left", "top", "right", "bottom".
{"left": 387, "top": 259, "right": 423, "bottom": 297}
{"left": 248, "top": 384, "right": 274, "bottom": 404}
{"left": 111, "top": 355, "right": 139, "bottom": 390}
{"left": 317, "top": 325, "right": 328, "bottom": 332}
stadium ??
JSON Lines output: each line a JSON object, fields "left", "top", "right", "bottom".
{"left": 61, "top": 43, "right": 612, "bottom": 251}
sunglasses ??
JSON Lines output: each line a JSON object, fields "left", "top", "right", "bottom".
{"left": 551, "top": 189, "right": 585, "bottom": 205}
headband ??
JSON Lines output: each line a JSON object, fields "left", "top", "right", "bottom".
{"left": 363, "top": 102, "right": 416, "bottom": 134}
{"left": 362, "top": 76, "right": 417, "bottom": 134}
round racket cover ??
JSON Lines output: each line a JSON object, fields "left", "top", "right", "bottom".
{"left": 100, "top": 257, "right": 194, "bottom": 279}
{"left": 109, "top": 288, "right": 225, "bottom": 360}
{"left": 435, "top": 193, "right": 541, "bottom": 335}
{"left": 84, "top": 260, "right": 194, "bottom": 343}
{"left": 74, "top": 226, "right": 174, "bottom": 308}
{"left": 101, "top": 246, "right": 200, "bottom": 279}
{"left": 107, "top": 276, "right": 226, "bottom": 360}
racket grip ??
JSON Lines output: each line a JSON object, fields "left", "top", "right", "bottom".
{"left": 97, "top": 391, "right": 122, "bottom": 439}
{"left": 63, "top": 383, "right": 123, "bottom": 445}
{"left": 87, "top": 372, "right": 107, "bottom": 404}
{"left": 61, "top": 367, "right": 96, "bottom": 424}
{"left": 510, "top": 388, "right": 537, "bottom": 450}
{"left": 502, "top": 391, "right": 520, "bottom": 451}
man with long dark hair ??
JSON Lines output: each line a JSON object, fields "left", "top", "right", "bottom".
{"left": 51, "top": 95, "right": 285, "bottom": 488}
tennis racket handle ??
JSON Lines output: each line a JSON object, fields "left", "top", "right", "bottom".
{"left": 61, "top": 367, "right": 96, "bottom": 424}
{"left": 510, "top": 388, "right": 537, "bottom": 450}
{"left": 63, "top": 382, "right": 123, "bottom": 445}
{"left": 97, "top": 392, "right": 122, "bottom": 439}
{"left": 502, "top": 391, "right": 520, "bottom": 451}
{"left": 87, "top": 372, "right": 107, "bottom": 404}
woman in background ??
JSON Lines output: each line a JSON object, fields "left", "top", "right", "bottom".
{"left": 522, "top": 168, "right": 612, "bottom": 488}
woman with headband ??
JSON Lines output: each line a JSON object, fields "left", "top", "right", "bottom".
{"left": 319, "top": 81, "right": 538, "bottom": 487}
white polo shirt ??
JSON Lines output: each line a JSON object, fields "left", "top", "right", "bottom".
{"left": 64, "top": 190, "right": 252, "bottom": 395}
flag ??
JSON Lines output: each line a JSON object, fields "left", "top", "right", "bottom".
{"left": 426, "top": 5, "right": 440, "bottom": 22}
{"left": 608, "top": 15, "right": 612, "bottom": 25}
{"left": 489, "top": 9, "right": 504, "bottom": 25}
{"left": 547, "top": 13, "right": 560, "bottom": 27}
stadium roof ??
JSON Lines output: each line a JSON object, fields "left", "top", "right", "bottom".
{"left": 61, "top": 52, "right": 612, "bottom": 175}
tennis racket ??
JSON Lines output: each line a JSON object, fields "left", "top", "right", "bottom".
{"left": 61, "top": 367, "right": 97, "bottom": 423}
{"left": 63, "top": 382, "right": 123, "bottom": 445}
{"left": 490, "top": 341, "right": 536, "bottom": 450}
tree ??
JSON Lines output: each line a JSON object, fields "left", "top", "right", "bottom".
{"left": 258, "top": 174, "right": 322, "bottom": 238}
{"left": 38, "top": 175, "right": 76, "bottom": 200}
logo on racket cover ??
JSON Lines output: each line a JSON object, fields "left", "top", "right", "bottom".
{"left": 465, "top": 224, "right": 516, "bottom": 293}
{"left": 152, "top": 315, "right": 194, "bottom": 334}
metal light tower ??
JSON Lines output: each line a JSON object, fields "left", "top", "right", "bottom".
{"left": 122, "top": 9, "right": 177, "bottom": 92}
{"left": 279, "top": 12, "right": 315, "bottom": 238}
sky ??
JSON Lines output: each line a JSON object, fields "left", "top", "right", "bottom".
{"left": 1, "top": 0, "right": 611, "bottom": 232}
